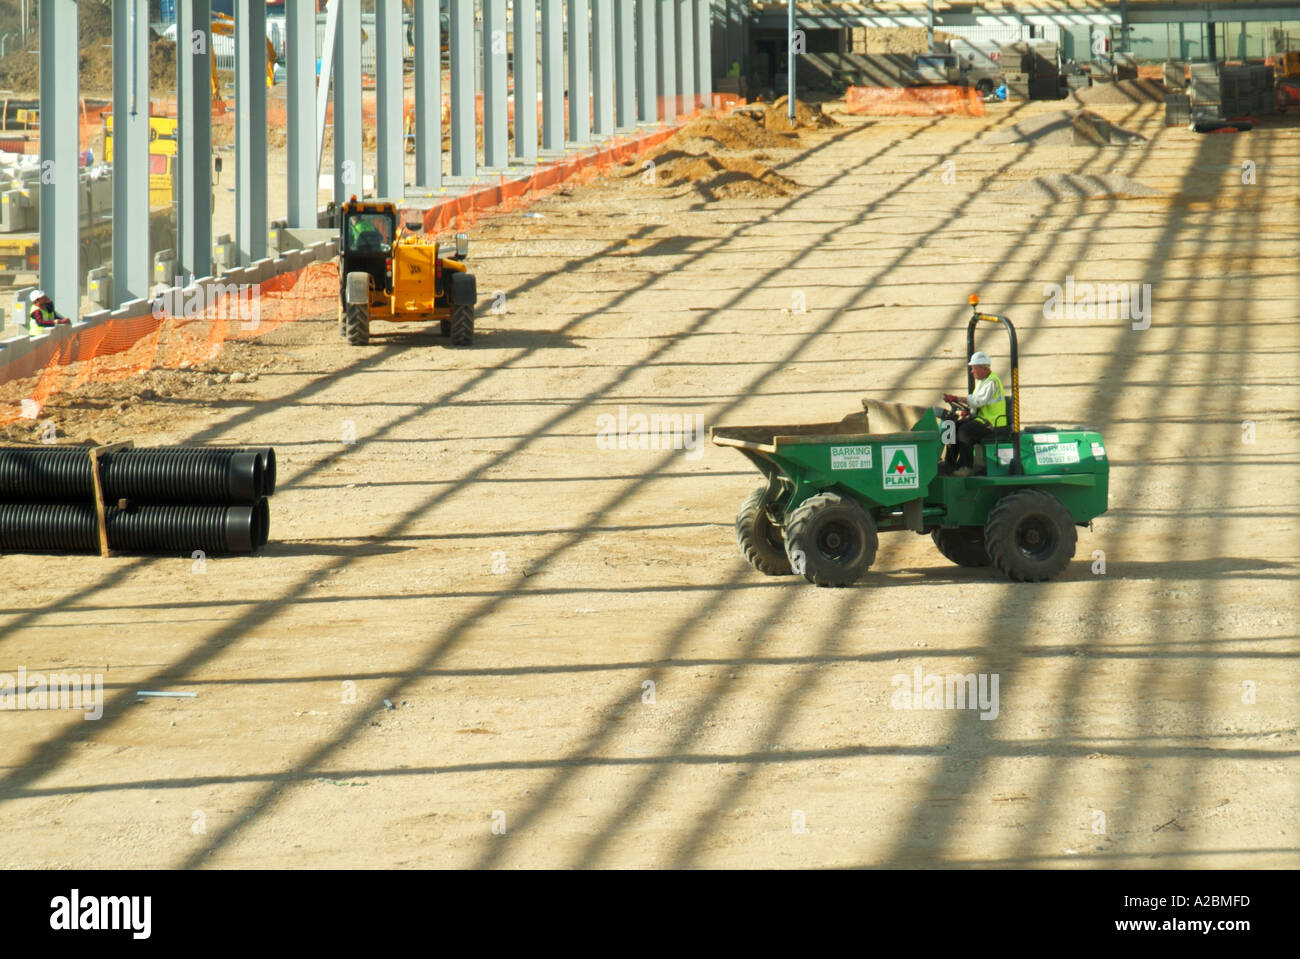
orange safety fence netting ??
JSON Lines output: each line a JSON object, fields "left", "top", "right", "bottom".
{"left": 844, "top": 85, "right": 986, "bottom": 117}
{"left": 0, "top": 260, "right": 339, "bottom": 425}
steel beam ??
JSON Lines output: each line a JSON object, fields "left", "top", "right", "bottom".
{"left": 676, "top": 0, "right": 695, "bottom": 114}
{"left": 177, "top": 0, "right": 212, "bottom": 282}
{"left": 450, "top": 0, "right": 475, "bottom": 176}
{"left": 568, "top": 0, "right": 591, "bottom": 144}
{"left": 657, "top": 0, "right": 676, "bottom": 123}
{"left": 484, "top": 0, "right": 509, "bottom": 168}
{"left": 414, "top": 0, "right": 442, "bottom": 188}
{"left": 287, "top": 0, "right": 316, "bottom": 228}
{"left": 541, "top": 0, "right": 564, "bottom": 150}
{"left": 112, "top": 0, "right": 150, "bottom": 303}
{"left": 38, "top": 0, "right": 77, "bottom": 319}
{"left": 636, "top": 0, "right": 656, "bottom": 124}
{"left": 592, "top": 0, "right": 614, "bottom": 138}
{"left": 514, "top": 0, "right": 539, "bottom": 161}
{"left": 334, "top": 0, "right": 363, "bottom": 205}
{"left": 614, "top": 0, "right": 635, "bottom": 130}
{"left": 695, "top": 0, "right": 711, "bottom": 109}
{"left": 235, "top": 0, "right": 268, "bottom": 266}
{"left": 376, "top": 0, "right": 404, "bottom": 197}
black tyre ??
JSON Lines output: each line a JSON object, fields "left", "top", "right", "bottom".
{"left": 984, "top": 489, "right": 1077, "bottom": 582}
{"left": 344, "top": 302, "right": 369, "bottom": 346}
{"left": 976, "top": 78, "right": 995, "bottom": 96}
{"left": 439, "top": 319, "right": 451, "bottom": 337}
{"left": 931, "top": 526, "right": 990, "bottom": 567}
{"left": 735, "top": 486, "right": 792, "bottom": 576}
{"left": 450, "top": 304, "right": 473, "bottom": 346}
{"left": 784, "top": 491, "right": 877, "bottom": 587}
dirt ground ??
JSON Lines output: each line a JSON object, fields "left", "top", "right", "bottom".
{"left": 1, "top": 97, "right": 1297, "bottom": 869}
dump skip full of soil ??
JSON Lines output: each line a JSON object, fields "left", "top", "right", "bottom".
{"left": 765, "top": 96, "right": 841, "bottom": 133}
{"left": 856, "top": 27, "right": 958, "bottom": 55}
{"left": 1074, "top": 78, "right": 1167, "bottom": 106}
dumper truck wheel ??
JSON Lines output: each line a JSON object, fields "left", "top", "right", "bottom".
{"left": 784, "top": 492, "right": 877, "bottom": 587}
{"left": 450, "top": 304, "right": 473, "bottom": 346}
{"left": 344, "top": 302, "right": 370, "bottom": 346}
{"left": 931, "top": 526, "right": 991, "bottom": 567}
{"left": 984, "top": 489, "right": 1077, "bottom": 582}
{"left": 735, "top": 486, "right": 792, "bottom": 576}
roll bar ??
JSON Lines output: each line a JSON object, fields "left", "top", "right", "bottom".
{"left": 966, "top": 294, "right": 1022, "bottom": 475}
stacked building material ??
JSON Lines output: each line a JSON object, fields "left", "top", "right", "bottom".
{"left": 0, "top": 445, "right": 276, "bottom": 555}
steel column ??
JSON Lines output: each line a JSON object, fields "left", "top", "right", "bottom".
{"left": 541, "top": 0, "right": 564, "bottom": 150}
{"left": 483, "top": 0, "right": 509, "bottom": 168}
{"left": 614, "top": 0, "right": 635, "bottom": 129}
{"left": 514, "top": 0, "right": 539, "bottom": 161}
{"left": 450, "top": 0, "right": 475, "bottom": 176}
{"left": 592, "top": 0, "right": 614, "bottom": 138}
{"left": 287, "top": 0, "right": 316, "bottom": 228}
{"left": 177, "top": 0, "right": 212, "bottom": 282}
{"left": 112, "top": 0, "right": 150, "bottom": 303}
{"left": 414, "top": 0, "right": 442, "bottom": 188}
{"left": 568, "top": 0, "right": 591, "bottom": 143}
{"left": 636, "top": 0, "right": 657, "bottom": 123}
{"left": 676, "top": 0, "right": 695, "bottom": 113}
{"left": 334, "top": 0, "right": 363, "bottom": 205}
{"left": 657, "top": 0, "right": 676, "bottom": 122}
{"left": 695, "top": 0, "right": 711, "bottom": 108}
{"left": 38, "top": 0, "right": 78, "bottom": 318}
{"left": 235, "top": 0, "right": 268, "bottom": 266}
{"left": 376, "top": 0, "right": 404, "bottom": 197}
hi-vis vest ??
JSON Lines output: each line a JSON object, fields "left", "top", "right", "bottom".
{"left": 27, "top": 306, "right": 53, "bottom": 336}
{"left": 975, "top": 370, "right": 1007, "bottom": 427}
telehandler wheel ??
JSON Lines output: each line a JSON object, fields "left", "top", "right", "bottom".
{"left": 450, "top": 304, "right": 474, "bottom": 346}
{"left": 784, "top": 491, "right": 878, "bottom": 587}
{"left": 984, "top": 489, "right": 1077, "bottom": 582}
{"left": 735, "top": 486, "right": 792, "bottom": 576}
{"left": 344, "top": 302, "right": 370, "bottom": 346}
{"left": 439, "top": 319, "right": 451, "bottom": 337}
{"left": 932, "top": 526, "right": 991, "bottom": 567}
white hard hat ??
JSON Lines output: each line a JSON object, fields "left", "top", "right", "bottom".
{"left": 968, "top": 351, "right": 992, "bottom": 366}
{"left": 29, "top": 289, "right": 45, "bottom": 304}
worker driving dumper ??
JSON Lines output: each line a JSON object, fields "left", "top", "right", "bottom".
{"left": 347, "top": 212, "right": 393, "bottom": 252}
{"left": 938, "top": 350, "right": 1006, "bottom": 477}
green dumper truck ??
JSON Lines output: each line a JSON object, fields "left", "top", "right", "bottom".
{"left": 712, "top": 297, "right": 1109, "bottom": 586}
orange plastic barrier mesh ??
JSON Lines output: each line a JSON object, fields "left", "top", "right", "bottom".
{"left": 1, "top": 116, "right": 700, "bottom": 422}
{"left": 0, "top": 260, "right": 339, "bottom": 424}
{"left": 844, "top": 85, "right": 986, "bottom": 117}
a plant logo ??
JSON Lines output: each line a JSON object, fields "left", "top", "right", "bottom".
{"left": 882, "top": 445, "right": 919, "bottom": 490}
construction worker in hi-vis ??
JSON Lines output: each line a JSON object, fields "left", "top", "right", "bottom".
{"left": 27, "top": 289, "right": 70, "bottom": 336}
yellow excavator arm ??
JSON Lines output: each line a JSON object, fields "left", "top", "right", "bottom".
{"left": 209, "top": 12, "right": 277, "bottom": 99}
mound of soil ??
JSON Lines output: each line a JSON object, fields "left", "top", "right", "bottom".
{"left": 765, "top": 96, "right": 840, "bottom": 133}
{"left": 629, "top": 146, "right": 798, "bottom": 199}
{"left": 988, "top": 109, "right": 1146, "bottom": 147}
{"left": 0, "top": 1, "right": 174, "bottom": 96}
{"left": 674, "top": 113, "right": 790, "bottom": 150}
{"left": 1000, "top": 172, "right": 1162, "bottom": 202}
{"left": 1073, "top": 78, "right": 1167, "bottom": 106}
